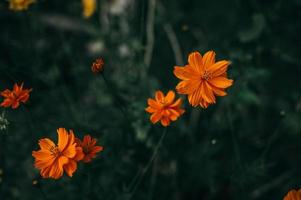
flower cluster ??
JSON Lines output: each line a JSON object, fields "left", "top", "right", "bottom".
{"left": 32, "top": 128, "right": 103, "bottom": 179}
{"left": 145, "top": 50, "right": 233, "bottom": 126}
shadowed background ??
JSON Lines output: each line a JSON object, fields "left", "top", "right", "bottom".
{"left": 0, "top": 0, "right": 301, "bottom": 199}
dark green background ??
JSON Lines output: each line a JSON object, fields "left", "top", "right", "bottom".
{"left": 0, "top": 0, "right": 301, "bottom": 199}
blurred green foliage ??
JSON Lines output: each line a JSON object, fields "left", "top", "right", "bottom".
{"left": 0, "top": 0, "right": 301, "bottom": 199}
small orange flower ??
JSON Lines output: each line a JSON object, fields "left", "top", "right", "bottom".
{"left": 82, "top": 0, "right": 96, "bottom": 18}
{"left": 145, "top": 90, "right": 185, "bottom": 127}
{"left": 75, "top": 135, "right": 104, "bottom": 163}
{"left": 32, "top": 128, "right": 84, "bottom": 179}
{"left": 283, "top": 189, "right": 301, "bottom": 200}
{"left": 173, "top": 51, "right": 233, "bottom": 108}
{"left": 91, "top": 58, "right": 105, "bottom": 74}
{"left": 0, "top": 83, "right": 32, "bottom": 109}
{"left": 9, "top": 0, "right": 35, "bottom": 11}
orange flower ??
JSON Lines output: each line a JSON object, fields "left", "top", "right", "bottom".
{"left": 91, "top": 58, "right": 105, "bottom": 74}
{"left": 75, "top": 135, "right": 104, "bottom": 163}
{"left": 82, "top": 0, "right": 96, "bottom": 18}
{"left": 173, "top": 51, "right": 233, "bottom": 108}
{"left": 9, "top": 0, "right": 35, "bottom": 11}
{"left": 0, "top": 83, "right": 32, "bottom": 109}
{"left": 32, "top": 128, "right": 84, "bottom": 179}
{"left": 283, "top": 189, "right": 301, "bottom": 200}
{"left": 145, "top": 90, "right": 185, "bottom": 127}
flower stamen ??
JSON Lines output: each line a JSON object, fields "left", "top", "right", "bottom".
{"left": 202, "top": 71, "right": 212, "bottom": 81}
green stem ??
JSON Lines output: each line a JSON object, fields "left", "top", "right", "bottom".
{"left": 101, "top": 73, "right": 127, "bottom": 117}
{"left": 128, "top": 127, "right": 167, "bottom": 200}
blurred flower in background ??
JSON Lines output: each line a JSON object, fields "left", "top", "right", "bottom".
{"left": 0, "top": 83, "right": 32, "bottom": 109}
{"left": 82, "top": 0, "right": 97, "bottom": 18}
{"left": 91, "top": 58, "right": 105, "bottom": 74}
{"left": 9, "top": 0, "right": 35, "bottom": 11}
{"left": 75, "top": 134, "right": 104, "bottom": 163}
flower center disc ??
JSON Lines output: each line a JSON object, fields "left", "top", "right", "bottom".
{"left": 202, "top": 71, "right": 212, "bottom": 81}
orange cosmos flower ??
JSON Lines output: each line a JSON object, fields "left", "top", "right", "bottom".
{"left": 75, "top": 135, "right": 104, "bottom": 163}
{"left": 82, "top": 0, "right": 96, "bottom": 18}
{"left": 32, "top": 128, "right": 84, "bottom": 179}
{"left": 91, "top": 58, "right": 105, "bottom": 74}
{"left": 9, "top": 0, "right": 35, "bottom": 11}
{"left": 173, "top": 51, "right": 233, "bottom": 108}
{"left": 283, "top": 189, "right": 301, "bottom": 200}
{"left": 0, "top": 83, "right": 32, "bottom": 109}
{"left": 145, "top": 90, "right": 185, "bottom": 127}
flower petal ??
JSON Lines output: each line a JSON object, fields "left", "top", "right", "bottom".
{"left": 209, "top": 77, "right": 233, "bottom": 89}
{"left": 165, "top": 91, "right": 175, "bottom": 104}
{"left": 188, "top": 52, "right": 204, "bottom": 74}
{"left": 38, "top": 138, "right": 56, "bottom": 151}
{"left": 207, "top": 60, "right": 230, "bottom": 77}
{"left": 147, "top": 98, "right": 161, "bottom": 109}
{"left": 173, "top": 65, "right": 199, "bottom": 80}
{"left": 155, "top": 91, "right": 164, "bottom": 102}
{"left": 63, "top": 160, "right": 77, "bottom": 177}
{"left": 145, "top": 106, "right": 157, "bottom": 113}
{"left": 201, "top": 82, "right": 215, "bottom": 103}
{"left": 202, "top": 51, "right": 216, "bottom": 69}
{"left": 188, "top": 86, "right": 203, "bottom": 107}
{"left": 150, "top": 112, "right": 162, "bottom": 124}
{"left": 176, "top": 79, "right": 200, "bottom": 94}
{"left": 161, "top": 117, "right": 170, "bottom": 127}
{"left": 57, "top": 128, "right": 69, "bottom": 151}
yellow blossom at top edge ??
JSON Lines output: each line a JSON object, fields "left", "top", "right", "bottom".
{"left": 82, "top": 0, "right": 97, "bottom": 18}
{"left": 9, "top": 0, "right": 35, "bottom": 11}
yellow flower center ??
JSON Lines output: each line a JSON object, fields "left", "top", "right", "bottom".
{"left": 202, "top": 71, "right": 212, "bottom": 81}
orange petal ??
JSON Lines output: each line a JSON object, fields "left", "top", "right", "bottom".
{"left": 155, "top": 90, "right": 164, "bottom": 102}
{"left": 207, "top": 60, "right": 230, "bottom": 77}
{"left": 199, "top": 99, "right": 210, "bottom": 108}
{"left": 202, "top": 82, "right": 216, "bottom": 103}
{"left": 38, "top": 138, "right": 56, "bottom": 151}
{"left": 145, "top": 106, "right": 157, "bottom": 113}
{"left": 170, "top": 98, "right": 182, "bottom": 108}
{"left": 32, "top": 150, "right": 53, "bottom": 161}
{"left": 49, "top": 156, "right": 68, "bottom": 179}
{"left": 176, "top": 79, "right": 200, "bottom": 94}
{"left": 211, "top": 86, "right": 227, "bottom": 96}
{"left": 83, "top": 134, "right": 92, "bottom": 145}
{"left": 0, "top": 89, "right": 12, "bottom": 98}
{"left": 63, "top": 160, "right": 77, "bottom": 177}
{"left": 73, "top": 147, "right": 84, "bottom": 161}
{"left": 57, "top": 128, "right": 69, "bottom": 151}
{"left": 147, "top": 98, "right": 161, "bottom": 109}
{"left": 202, "top": 51, "right": 216, "bottom": 69}
{"left": 188, "top": 86, "right": 203, "bottom": 107}
{"left": 208, "top": 77, "right": 233, "bottom": 89}
{"left": 165, "top": 91, "right": 175, "bottom": 104}
{"left": 161, "top": 117, "right": 170, "bottom": 127}
{"left": 173, "top": 65, "right": 199, "bottom": 80}
{"left": 150, "top": 112, "right": 162, "bottom": 124}
{"left": 188, "top": 52, "right": 204, "bottom": 74}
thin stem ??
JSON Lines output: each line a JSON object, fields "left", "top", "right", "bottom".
{"left": 128, "top": 127, "right": 167, "bottom": 200}
{"left": 227, "top": 109, "right": 246, "bottom": 195}
{"left": 101, "top": 73, "right": 127, "bottom": 117}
